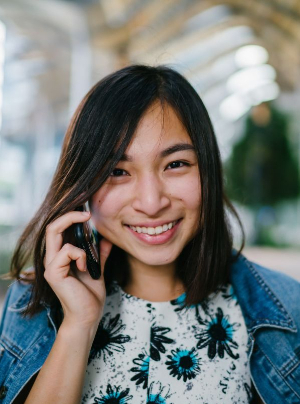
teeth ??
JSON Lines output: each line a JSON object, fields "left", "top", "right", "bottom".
{"left": 155, "top": 226, "right": 163, "bottom": 235}
{"left": 129, "top": 221, "right": 178, "bottom": 235}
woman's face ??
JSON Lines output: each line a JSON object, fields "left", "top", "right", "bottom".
{"left": 90, "top": 101, "right": 201, "bottom": 271}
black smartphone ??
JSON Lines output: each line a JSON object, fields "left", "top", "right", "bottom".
{"left": 74, "top": 202, "right": 102, "bottom": 279}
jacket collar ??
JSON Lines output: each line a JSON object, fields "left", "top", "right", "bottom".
{"left": 230, "top": 252, "right": 297, "bottom": 334}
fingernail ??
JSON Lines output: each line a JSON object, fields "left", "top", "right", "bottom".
{"left": 82, "top": 211, "right": 90, "bottom": 216}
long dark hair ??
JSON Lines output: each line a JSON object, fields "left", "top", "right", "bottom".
{"left": 10, "top": 64, "right": 244, "bottom": 316}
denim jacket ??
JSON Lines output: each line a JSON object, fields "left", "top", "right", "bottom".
{"left": 1, "top": 253, "right": 300, "bottom": 404}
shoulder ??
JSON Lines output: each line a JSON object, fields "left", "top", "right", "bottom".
{"left": 0, "top": 277, "right": 33, "bottom": 336}
{"left": 1, "top": 280, "right": 32, "bottom": 317}
{"left": 231, "top": 251, "right": 300, "bottom": 290}
{"left": 231, "top": 252, "right": 300, "bottom": 324}
{"left": 248, "top": 258, "right": 300, "bottom": 311}
{"left": 1, "top": 268, "right": 35, "bottom": 313}
{"left": 238, "top": 253, "right": 300, "bottom": 290}
{"left": 2, "top": 265, "right": 36, "bottom": 305}
{"left": 0, "top": 267, "right": 45, "bottom": 339}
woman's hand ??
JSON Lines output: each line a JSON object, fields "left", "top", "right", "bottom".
{"left": 43, "top": 210, "right": 112, "bottom": 332}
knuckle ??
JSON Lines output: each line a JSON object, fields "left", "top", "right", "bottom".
{"left": 62, "top": 243, "right": 72, "bottom": 252}
{"left": 45, "top": 223, "right": 55, "bottom": 234}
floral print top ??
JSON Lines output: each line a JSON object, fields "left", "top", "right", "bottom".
{"left": 81, "top": 282, "right": 252, "bottom": 404}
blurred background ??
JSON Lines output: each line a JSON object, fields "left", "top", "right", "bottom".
{"left": 0, "top": 0, "right": 300, "bottom": 308}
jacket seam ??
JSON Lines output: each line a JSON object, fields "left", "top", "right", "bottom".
{"left": 0, "top": 336, "right": 23, "bottom": 360}
{"left": 258, "top": 342, "right": 300, "bottom": 399}
{"left": 281, "top": 357, "right": 300, "bottom": 376}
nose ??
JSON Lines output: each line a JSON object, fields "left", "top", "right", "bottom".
{"left": 131, "top": 172, "right": 171, "bottom": 216}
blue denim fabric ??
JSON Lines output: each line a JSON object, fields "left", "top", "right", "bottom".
{"left": 0, "top": 253, "right": 300, "bottom": 404}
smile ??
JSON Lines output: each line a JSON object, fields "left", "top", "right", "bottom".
{"left": 128, "top": 220, "right": 179, "bottom": 235}
{"left": 125, "top": 219, "right": 182, "bottom": 245}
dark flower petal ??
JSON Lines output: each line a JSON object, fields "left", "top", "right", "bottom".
{"left": 155, "top": 335, "right": 173, "bottom": 344}
{"left": 111, "top": 335, "right": 131, "bottom": 344}
{"left": 224, "top": 342, "right": 240, "bottom": 359}
{"left": 150, "top": 345, "right": 161, "bottom": 361}
{"left": 218, "top": 342, "right": 224, "bottom": 358}
{"left": 153, "top": 340, "right": 167, "bottom": 353}
{"left": 152, "top": 326, "right": 171, "bottom": 335}
{"left": 208, "top": 341, "right": 217, "bottom": 359}
{"left": 196, "top": 338, "right": 210, "bottom": 349}
{"left": 107, "top": 384, "right": 113, "bottom": 395}
{"left": 119, "top": 388, "right": 130, "bottom": 398}
{"left": 229, "top": 340, "right": 239, "bottom": 348}
{"left": 130, "top": 366, "right": 140, "bottom": 372}
{"left": 108, "top": 313, "right": 120, "bottom": 330}
{"left": 216, "top": 307, "right": 223, "bottom": 322}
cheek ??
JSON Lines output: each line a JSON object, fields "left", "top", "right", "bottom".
{"left": 90, "top": 186, "right": 125, "bottom": 224}
{"left": 175, "top": 176, "right": 201, "bottom": 210}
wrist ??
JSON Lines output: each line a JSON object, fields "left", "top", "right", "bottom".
{"left": 58, "top": 319, "right": 99, "bottom": 347}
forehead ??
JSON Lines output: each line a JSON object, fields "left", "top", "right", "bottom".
{"left": 125, "top": 101, "right": 192, "bottom": 159}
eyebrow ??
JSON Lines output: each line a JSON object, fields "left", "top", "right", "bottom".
{"left": 119, "top": 143, "right": 196, "bottom": 162}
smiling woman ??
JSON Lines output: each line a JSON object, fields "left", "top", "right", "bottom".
{"left": 0, "top": 65, "right": 299, "bottom": 404}
{"left": 90, "top": 101, "right": 201, "bottom": 297}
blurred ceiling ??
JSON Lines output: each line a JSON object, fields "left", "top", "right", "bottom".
{"left": 0, "top": 0, "right": 299, "bottom": 145}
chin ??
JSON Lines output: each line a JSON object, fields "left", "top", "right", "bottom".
{"left": 135, "top": 253, "right": 178, "bottom": 267}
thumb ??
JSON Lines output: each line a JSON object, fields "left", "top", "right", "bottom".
{"left": 99, "top": 237, "right": 113, "bottom": 277}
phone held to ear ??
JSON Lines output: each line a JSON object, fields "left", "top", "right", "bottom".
{"left": 74, "top": 202, "right": 102, "bottom": 279}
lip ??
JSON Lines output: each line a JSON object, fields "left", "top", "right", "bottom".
{"left": 125, "top": 219, "right": 182, "bottom": 245}
{"left": 125, "top": 219, "right": 181, "bottom": 228}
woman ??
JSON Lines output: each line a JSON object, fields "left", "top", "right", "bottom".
{"left": 1, "top": 65, "right": 300, "bottom": 404}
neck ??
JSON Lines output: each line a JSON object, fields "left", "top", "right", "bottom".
{"left": 123, "top": 255, "right": 185, "bottom": 302}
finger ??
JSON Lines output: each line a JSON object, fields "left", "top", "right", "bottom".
{"left": 44, "top": 243, "right": 87, "bottom": 282}
{"left": 45, "top": 211, "right": 91, "bottom": 266}
{"left": 99, "top": 238, "right": 113, "bottom": 277}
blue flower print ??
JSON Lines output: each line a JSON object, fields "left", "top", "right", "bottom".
{"left": 94, "top": 384, "right": 132, "bottom": 403}
{"left": 220, "top": 284, "right": 238, "bottom": 306}
{"left": 194, "top": 307, "right": 240, "bottom": 360}
{"left": 89, "top": 313, "right": 131, "bottom": 364}
{"left": 165, "top": 347, "right": 201, "bottom": 382}
{"left": 170, "top": 293, "right": 187, "bottom": 312}
{"left": 147, "top": 382, "right": 173, "bottom": 404}
{"left": 130, "top": 350, "right": 150, "bottom": 389}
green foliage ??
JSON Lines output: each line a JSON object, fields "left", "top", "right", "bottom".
{"left": 225, "top": 104, "right": 300, "bottom": 208}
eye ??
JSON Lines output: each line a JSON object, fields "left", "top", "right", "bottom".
{"left": 166, "top": 160, "right": 191, "bottom": 169}
{"left": 110, "top": 168, "right": 128, "bottom": 177}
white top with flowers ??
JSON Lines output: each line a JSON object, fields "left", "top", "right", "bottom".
{"left": 81, "top": 281, "right": 252, "bottom": 404}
